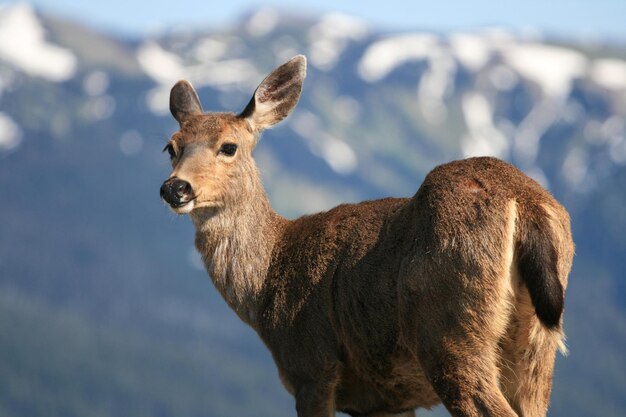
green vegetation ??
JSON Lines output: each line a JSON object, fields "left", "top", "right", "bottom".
{"left": 0, "top": 289, "right": 293, "bottom": 417}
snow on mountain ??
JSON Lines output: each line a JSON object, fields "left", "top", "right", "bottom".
{"left": 82, "top": 71, "right": 110, "bottom": 97}
{"left": 137, "top": 40, "right": 258, "bottom": 114}
{"left": 353, "top": 26, "right": 626, "bottom": 192}
{"left": 357, "top": 33, "right": 440, "bottom": 82}
{"left": 357, "top": 33, "right": 460, "bottom": 122}
{"left": 0, "top": 3, "right": 77, "bottom": 81}
{"left": 0, "top": 111, "right": 21, "bottom": 151}
{"left": 359, "top": 31, "right": 591, "bottom": 99}
{"left": 137, "top": 41, "right": 185, "bottom": 85}
{"left": 591, "top": 58, "right": 626, "bottom": 91}
{"left": 449, "top": 33, "right": 491, "bottom": 71}
{"left": 308, "top": 13, "right": 369, "bottom": 71}
{"left": 461, "top": 92, "right": 509, "bottom": 159}
{"left": 501, "top": 43, "right": 588, "bottom": 98}
{"left": 245, "top": 8, "right": 280, "bottom": 37}
{"left": 1, "top": 4, "right": 623, "bottom": 196}
{"left": 291, "top": 110, "right": 358, "bottom": 175}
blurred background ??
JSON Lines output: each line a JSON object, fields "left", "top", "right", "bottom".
{"left": 1, "top": 0, "right": 625, "bottom": 416}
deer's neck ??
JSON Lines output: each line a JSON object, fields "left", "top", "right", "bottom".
{"left": 191, "top": 190, "right": 285, "bottom": 326}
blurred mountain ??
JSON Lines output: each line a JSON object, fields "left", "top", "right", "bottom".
{"left": 1, "top": 3, "right": 625, "bottom": 416}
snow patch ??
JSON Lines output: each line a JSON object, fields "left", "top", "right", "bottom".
{"left": 83, "top": 71, "right": 109, "bottom": 96}
{"left": 418, "top": 49, "right": 456, "bottom": 124}
{"left": 602, "top": 116, "right": 625, "bottom": 139}
{"left": 526, "top": 167, "right": 550, "bottom": 189}
{"left": 488, "top": 65, "right": 518, "bottom": 91}
{"left": 502, "top": 43, "right": 587, "bottom": 98}
{"left": 359, "top": 33, "right": 458, "bottom": 122}
{"left": 194, "top": 38, "right": 228, "bottom": 62}
{"left": 358, "top": 34, "right": 439, "bottom": 82}
{"left": 271, "top": 35, "right": 300, "bottom": 64}
{"left": 513, "top": 98, "right": 562, "bottom": 165}
{"left": 137, "top": 41, "right": 185, "bottom": 84}
{"left": 601, "top": 117, "right": 626, "bottom": 164}
{"left": 590, "top": 58, "right": 626, "bottom": 90}
{"left": 309, "top": 13, "right": 369, "bottom": 71}
{"left": 562, "top": 99, "right": 585, "bottom": 124}
{"left": 0, "top": 3, "right": 77, "bottom": 81}
{"left": 562, "top": 147, "right": 588, "bottom": 187}
{"left": 82, "top": 95, "right": 116, "bottom": 121}
{"left": 246, "top": 8, "right": 279, "bottom": 37}
{"left": 480, "top": 28, "right": 517, "bottom": 47}
{"left": 449, "top": 34, "right": 491, "bottom": 71}
{"left": 609, "top": 135, "right": 626, "bottom": 164}
{"left": 461, "top": 92, "right": 509, "bottom": 158}
{"left": 291, "top": 111, "right": 358, "bottom": 174}
{"left": 320, "top": 136, "right": 358, "bottom": 174}
{"left": 333, "top": 96, "right": 361, "bottom": 124}
{"left": 0, "top": 112, "right": 22, "bottom": 151}
{"left": 137, "top": 40, "right": 258, "bottom": 114}
{"left": 187, "top": 59, "right": 257, "bottom": 88}
{"left": 145, "top": 86, "right": 170, "bottom": 115}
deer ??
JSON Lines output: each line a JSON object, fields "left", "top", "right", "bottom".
{"left": 159, "top": 55, "right": 574, "bottom": 417}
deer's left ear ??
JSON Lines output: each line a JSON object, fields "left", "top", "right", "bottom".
{"left": 240, "top": 55, "right": 307, "bottom": 132}
{"left": 170, "top": 80, "right": 203, "bottom": 125}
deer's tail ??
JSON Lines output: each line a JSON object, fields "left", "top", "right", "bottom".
{"left": 516, "top": 204, "right": 571, "bottom": 329}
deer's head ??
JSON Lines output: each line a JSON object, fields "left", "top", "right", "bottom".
{"left": 160, "top": 55, "right": 307, "bottom": 214}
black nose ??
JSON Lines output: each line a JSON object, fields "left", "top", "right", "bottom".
{"left": 160, "top": 177, "right": 193, "bottom": 207}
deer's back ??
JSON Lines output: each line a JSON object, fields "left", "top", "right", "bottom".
{"left": 259, "top": 157, "right": 563, "bottom": 329}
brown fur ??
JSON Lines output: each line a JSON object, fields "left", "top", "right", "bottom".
{"left": 160, "top": 56, "right": 574, "bottom": 417}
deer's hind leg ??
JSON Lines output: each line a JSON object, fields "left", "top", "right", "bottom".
{"left": 498, "top": 288, "right": 565, "bottom": 417}
{"left": 414, "top": 337, "right": 517, "bottom": 417}
{"left": 396, "top": 193, "right": 523, "bottom": 416}
{"left": 400, "top": 267, "right": 518, "bottom": 417}
{"left": 294, "top": 380, "right": 337, "bottom": 417}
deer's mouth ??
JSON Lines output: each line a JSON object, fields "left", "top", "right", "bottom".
{"left": 170, "top": 199, "right": 195, "bottom": 214}
{"left": 192, "top": 200, "right": 224, "bottom": 210}
{"left": 169, "top": 198, "right": 224, "bottom": 215}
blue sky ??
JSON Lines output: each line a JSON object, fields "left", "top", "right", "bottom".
{"left": 8, "top": 0, "right": 626, "bottom": 40}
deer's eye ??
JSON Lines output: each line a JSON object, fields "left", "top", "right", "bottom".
{"left": 219, "top": 143, "right": 237, "bottom": 156}
{"left": 163, "top": 143, "right": 176, "bottom": 160}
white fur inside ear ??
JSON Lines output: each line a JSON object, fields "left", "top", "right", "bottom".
{"left": 242, "top": 55, "right": 307, "bottom": 131}
{"left": 248, "top": 99, "right": 278, "bottom": 131}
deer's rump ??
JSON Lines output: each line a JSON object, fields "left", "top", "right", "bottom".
{"left": 328, "top": 158, "right": 569, "bottom": 413}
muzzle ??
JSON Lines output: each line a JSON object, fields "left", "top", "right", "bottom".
{"left": 160, "top": 177, "right": 194, "bottom": 208}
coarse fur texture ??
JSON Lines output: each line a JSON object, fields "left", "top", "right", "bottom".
{"left": 159, "top": 55, "right": 574, "bottom": 417}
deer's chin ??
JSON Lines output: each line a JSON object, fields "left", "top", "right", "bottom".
{"left": 193, "top": 200, "right": 224, "bottom": 210}
{"left": 171, "top": 200, "right": 195, "bottom": 215}
{"left": 170, "top": 199, "right": 223, "bottom": 215}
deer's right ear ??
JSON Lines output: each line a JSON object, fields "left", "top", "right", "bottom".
{"left": 240, "top": 55, "right": 307, "bottom": 132}
{"left": 170, "top": 80, "right": 203, "bottom": 125}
